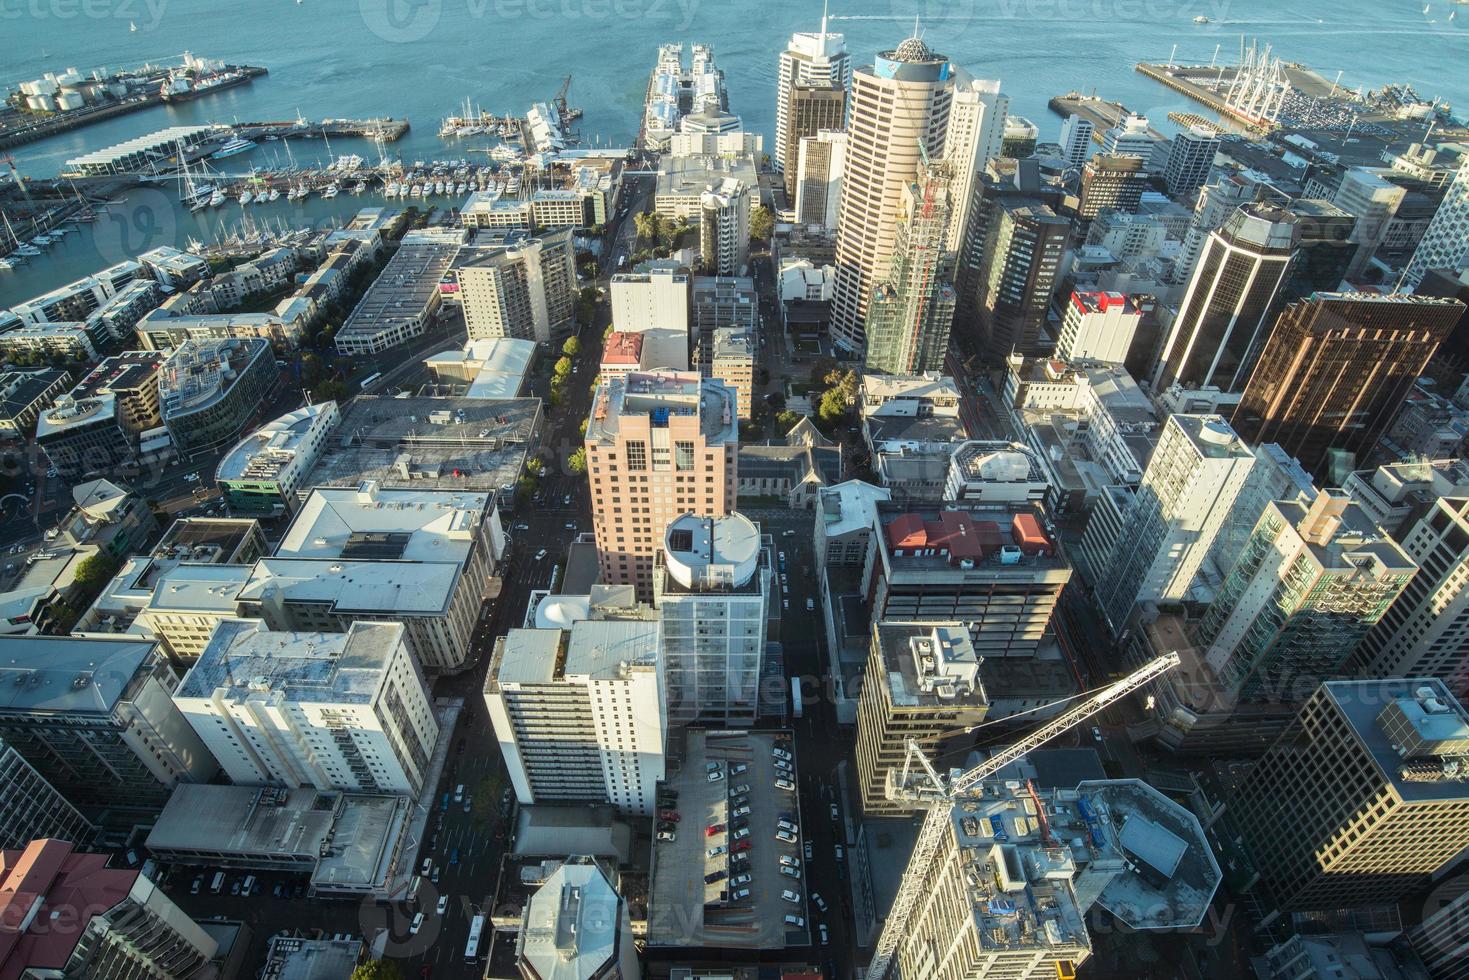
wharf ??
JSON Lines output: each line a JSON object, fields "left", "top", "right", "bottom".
{"left": 1048, "top": 93, "right": 1167, "bottom": 145}
{"left": 235, "top": 117, "right": 410, "bottom": 142}
{"left": 1136, "top": 62, "right": 1271, "bottom": 131}
{"left": 0, "top": 66, "right": 268, "bottom": 151}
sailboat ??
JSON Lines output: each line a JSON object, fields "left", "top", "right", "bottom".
{"left": 129, "top": 20, "right": 137, "bottom": 31}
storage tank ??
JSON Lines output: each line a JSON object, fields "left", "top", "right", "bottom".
{"left": 57, "top": 91, "right": 84, "bottom": 111}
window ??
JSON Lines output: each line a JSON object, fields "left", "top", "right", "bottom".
{"left": 626, "top": 441, "right": 647, "bottom": 471}
{"left": 675, "top": 441, "right": 695, "bottom": 471}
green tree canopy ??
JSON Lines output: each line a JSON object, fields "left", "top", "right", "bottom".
{"left": 562, "top": 336, "right": 582, "bottom": 357}
{"left": 749, "top": 205, "right": 774, "bottom": 242}
{"left": 553, "top": 356, "right": 573, "bottom": 378}
{"left": 71, "top": 553, "right": 121, "bottom": 593}
{"left": 350, "top": 962, "right": 401, "bottom": 980}
{"left": 568, "top": 447, "right": 588, "bottom": 474}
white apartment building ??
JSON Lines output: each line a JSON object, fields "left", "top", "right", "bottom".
{"left": 794, "top": 129, "right": 847, "bottom": 232}
{"left": 1056, "top": 290, "right": 1142, "bottom": 364}
{"left": 1059, "top": 113, "right": 1094, "bottom": 169}
{"left": 699, "top": 178, "right": 751, "bottom": 276}
{"left": 1406, "top": 152, "right": 1469, "bottom": 286}
{"left": 1091, "top": 414, "right": 1255, "bottom": 633}
{"left": 610, "top": 265, "right": 691, "bottom": 334}
{"left": 176, "top": 619, "right": 438, "bottom": 795}
{"left": 486, "top": 618, "right": 664, "bottom": 816}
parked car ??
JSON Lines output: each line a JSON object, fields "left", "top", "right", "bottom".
{"left": 410, "top": 912, "right": 425, "bottom": 935}
{"left": 706, "top": 823, "right": 725, "bottom": 836}
{"left": 731, "top": 887, "right": 750, "bottom": 901}
{"left": 781, "top": 889, "right": 802, "bottom": 904}
{"left": 785, "top": 914, "right": 805, "bottom": 927}
{"left": 436, "top": 895, "right": 449, "bottom": 915}
{"left": 706, "top": 845, "right": 727, "bottom": 858}
{"left": 804, "top": 840, "right": 813, "bottom": 860}
{"left": 830, "top": 803, "right": 840, "bottom": 822}
{"left": 730, "top": 874, "right": 751, "bottom": 887}
{"left": 732, "top": 827, "right": 750, "bottom": 841}
{"left": 704, "top": 870, "right": 727, "bottom": 884}
{"left": 730, "top": 783, "right": 750, "bottom": 795}
{"left": 780, "top": 863, "right": 801, "bottom": 879}
{"left": 731, "top": 805, "right": 751, "bottom": 819}
{"left": 778, "top": 855, "right": 801, "bottom": 869}
{"left": 775, "top": 778, "right": 795, "bottom": 792}
{"left": 730, "top": 762, "right": 747, "bottom": 775}
{"left": 732, "top": 840, "right": 752, "bottom": 853}
{"left": 707, "top": 769, "right": 725, "bottom": 782}
{"left": 813, "top": 893, "right": 828, "bottom": 912}
{"left": 657, "top": 829, "right": 676, "bottom": 842}
{"left": 659, "top": 810, "right": 680, "bottom": 822}
{"left": 772, "top": 748, "right": 792, "bottom": 762}
{"left": 819, "top": 923, "right": 830, "bottom": 945}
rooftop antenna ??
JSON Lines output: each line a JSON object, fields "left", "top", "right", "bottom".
{"left": 913, "top": 14, "right": 922, "bottom": 39}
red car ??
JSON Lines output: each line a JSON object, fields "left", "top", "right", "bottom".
{"left": 706, "top": 823, "right": 726, "bottom": 837}
{"left": 732, "top": 839, "right": 753, "bottom": 853}
{"left": 659, "top": 810, "right": 681, "bottom": 822}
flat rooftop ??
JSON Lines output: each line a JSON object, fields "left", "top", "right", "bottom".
{"left": 179, "top": 619, "right": 402, "bottom": 705}
{"left": 71, "top": 353, "right": 165, "bottom": 401}
{"left": 147, "top": 563, "right": 253, "bottom": 613}
{"left": 586, "top": 371, "right": 737, "bottom": 446}
{"left": 656, "top": 153, "right": 758, "bottom": 200}
{"left": 872, "top": 621, "right": 989, "bottom": 710}
{"left": 159, "top": 338, "right": 269, "bottom": 419}
{"left": 278, "top": 482, "right": 489, "bottom": 563}
{"left": 1327, "top": 679, "right": 1469, "bottom": 804}
{"left": 217, "top": 403, "right": 337, "bottom": 483}
{"left": 878, "top": 505, "right": 1066, "bottom": 574}
{"left": 0, "top": 636, "right": 155, "bottom": 716}
{"left": 154, "top": 517, "right": 260, "bottom": 564}
{"left": 337, "top": 243, "right": 460, "bottom": 344}
{"left": 518, "top": 860, "right": 623, "bottom": 980}
{"left": 239, "top": 557, "right": 460, "bottom": 617}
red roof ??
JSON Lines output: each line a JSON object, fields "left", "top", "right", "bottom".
{"left": 0, "top": 840, "right": 136, "bottom": 980}
{"left": 1011, "top": 512, "right": 1054, "bottom": 555}
{"left": 601, "top": 331, "right": 645, "bottom": 366}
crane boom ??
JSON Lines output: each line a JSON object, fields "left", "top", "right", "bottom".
{"left": 866, "top": 651, "right": 1181, "bottom": 980}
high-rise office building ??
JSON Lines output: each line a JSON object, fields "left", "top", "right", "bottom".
{"left": 1151, "top": 202, "right": 1296, "bottom": 393}
{"left": 0, "top": 838, "right": 219, "bottom": 978}
{"left": 0, "top": 636, "right": 216, "bottom": 816}
{"left": 832, "top": 33, "right": 954, "bottom": 354}
{"left": 1329, "top": 167, "right": 1408, "bottom": 279}
{"left": 855, "top": 622, "right": 988, "bottom": 816}
{"left": 1233, "top": 679, "right": 1469, "bottom": 911}
{"left": 783, "top": 86, "right": 846, "bottom": 201}
{"left": 1175, "top": 173, "right": 1262, "bottom": 286}
{"left": 0, "top": 739, "right": 94, "bottom": 850}
{"left": 1283, "top": 198, "right": 1358, "bottom": 298}
{"left": 1079, "top": 154, "right": 1149, "bottom": 221}
{"left": 1058, "top": 113, "right": 1094, "bottom": 169}
{"left": 1231, "top": 292, "right": 1462, "bottom": 479}
{"left": 1099, "top": 113, "right": 1158, "bottom": 161}
{"left": 1198, "top": 490, "right": 1415, "bottom": 703}
{"left": 1406, "top": 152, "right": 1469, "bottom": 286}
{"left": 864, "top": 155, "right": 956, "bottom": 376}
{"left": 1353, "top": 496, "right": 1469, "bottom": 697}
{"left": 175, "top": 619, "right": 439, "bottom": 795}
{"left": 774, "top": 12, "right": 850, "bottom": 189}
{"left": 690, "top": 275, "right": 757, "bottom": 372}
{"left": 974, "top": 197, "right": 1070, "bottom": 358}
{"left": 586, "top": 371, "right": 739, "bottom": 600}
{"left": 1163, "top": 126, "right": 1220, "bottom": 199}
{"left": 486, "top": 617, "right": 664, "bottom": 815}
{"left": 1092, "top": 415, "right": 1254, "bottom": 633}
{"left": 654, "top": 513, "right": 772, "bottom": 726}
{"left": 795, "top": 129, "right": 847, "bottom": 232}
{"left": 459, "top": 229, "right": 578, "bottom": 343}
{"left": 943, "top": 73, "right": 1009, "bottom": 322}
{"left": 698, "top": 178, "right": 751, "bottom": 276}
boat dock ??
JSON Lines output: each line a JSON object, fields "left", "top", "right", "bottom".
{"left": 0, "top": 64, "right": 267, "bottom": 151}
{"left": 235, "top": 117, "right": 410, "bottom": 142}
{"left": 1047, "top": 93, "right": 1167, "bottom": 144}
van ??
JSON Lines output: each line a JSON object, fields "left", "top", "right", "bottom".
{"left": 408, "top": 875, "right": 422, "bottom": 899}
{"left": 242, "top": 875, "right": 257, "bottom": 895}
{"left": 210, "top": 872, "right": 225, "bottom": 894}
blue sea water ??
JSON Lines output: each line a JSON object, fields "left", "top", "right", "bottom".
{"left": 1, "top": 0, "right": 1466, "bottom": 305}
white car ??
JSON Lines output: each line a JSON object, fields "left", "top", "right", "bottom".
{"left": 776, "top": 829, "right": 798, "bottom": 845}
{"left": 778, "top": 855, "right": 800, "bottom": 869}
{"left": 779, "top": 863, "right": 801, "bottom": 878}
{"left": 775, "top": 777, "right": 795, "bottom": 792}
{"left": 819, "top": 923, "right": 830, "bottom": 945}
{"left": 785, "top": 913, "right": 805, "bottom": 927}
{"left": 436, "top": 895, "right": 448, "bottom": 915}
{"left": 707, "top": 844, "right": 727, "bottom": 858}
{"left": 182, "top": 473, "right": 199, "bottom": 482}
{"left": 812, "top": 892, "right": 828, "bottom": 912}
{"left": 534, "top": 549, "right": 548, "bottom": 560}
{"left": 410, "top": 912, "right": 425, "bottom": 935}
{"left": 772, "top": 748, "right": 792, "bottom": 762}
{"left": 707, "top": 768, "right": 725, "bottom": 782}
{"left": 829, "top": 803, "right": 840, "bottom": 822}
{"left": 781, "top": 889, "right": 802, "bottom": 905}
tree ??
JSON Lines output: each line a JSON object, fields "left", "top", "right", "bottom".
{"left": 553, "top": 356, "right": 573, "bottom": 378}
{"left": 350, "top": 963, "right": 401, "bottom": 980}
{"left": 634, "top": 211, "right": 661, "bottom": 245}
{"left": 568, "top": 447, "right": 587, "bottom": 474}
{"left": 314, "top": 380, "right": 350, "bottom": 403}
{"left": 578, "top": 418, "right": 589, "bottom": 437}
{"left": 562, "top": 336, "right": 582, "bottom": 357}
{"left": 749, "top": 204, "right": 774, "bottom": 242}
{"left": 775, "top": 410, "right": 802, "bottom": 435}
{"left": 525, "top": 457, "right": 545, "bottom": 478}
{"left": 72, "top": 553, "right": 121, "bottom": 594}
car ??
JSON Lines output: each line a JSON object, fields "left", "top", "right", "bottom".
{"left": 230, "top": 880, "right": 241, "bottom": 896}
{"left": 658, "top": 821, "right": 676, "bottom": 833}
{"left": 410, "top": 912, "right": 425, "bottom": 935}
{"left": 563, "top": 522, "right": 576, "bottom": 530}
{"left": 730, "top": 794, "right": 749, "bottom": 808}
{"left": 706, "top": 823, "right": 725, "bottom": 837}
{"left": 732, "top": 827, "right": 750, "bottom": 841}
{"left": 463, "top": 796, "right": 472, "bottom": 812}
{"left": 782, "top": 529, "right": 796, "bottom": 537}
{"left": 182, "top": 473, "right": 199, "bottom": 482}
{"left": 454, "top": 784, "right": 464, "bottom": 802}
{"left": 780, "top": 863, "right": 801, "bottom": 879}
{"left": 421, "top": 858, "right": 433, "bottom": 876}
{"left": 730, "top": 873, "right": 751, "bottom": 886}
{"left": 780, "top": 572, "right": 788, "bottom": 585}
{"left": 778, "top": 550, "right": 787, "bottom": 562}
{"left": 834, "top": 844, "right": 845, "bottom": 861}
{"left": 730, "top": 762, "right": 747, "bottom": 775}
{"left": 731, "top": 887, "right": 751, "bottom": 901}
{"left": 449, "top": 848, "right": 459, "bottom": 865}
{"left": 440, "top": 793, "right": 450, "bottom": 812}
{"left": 706, "top": 845, "right": 727, "bottom": 858}
{"left": 657, "top": 830, "right": 676, "bottom": 842}
{"left": 806, "top": 598, "right": 814, "bottom": 611}
{"left": 830, "top": 803, "right": 840, "bottom": 822}
{"left": 707, "top": 769, "right": 725, "bottom": 782}
{"left": 190, "top": 877, "right": 202, "bottom": 895}
{"left": 534, "top": 549, "right": 548, "bottom": 560}
{"left": 772, "top": 748, "right": 792, "bottom": 762}
{"left": 813, "top": 892, "right": 828, "bottom": 912}
{"left": 563, "top": 495, "right": 572, "bottom": 505}
{"left": 431, "top": 866, "right": 440, "bottom": 884}
{"left": 781, "top": 889, "right": 802, "bottom": 904}
{"left": 730, "top": 857, "right": 751, "bottom": 874}
{"left": 775, "top": 778, "right": 795, "bottom": 792}
{"left": 804, "top": 840, "right": 813, "bottom": 860}
{"left": 819, "top": 923, "right": 830, "bottom": 945}
{"left": 704, "top": 870, "right": 727, "bottom": 884}
{"left": 774, "top": 760, "right": 793, "bottom": 774}
{"left": 730, "top": 783, "right": 750, "bottom": 795}
{"left": 1092, "top": 726, "right": 1104, "bottom": 743}
{"left": 778, "top": 855, "right": 800, "bottom": 869}
{"left": 731, "top": 805, "right": 750, "bottom": 818}
{"left": 781, "top": 584, "right": 789, "bottom": 596}
{"left": 784, "top": 913, "right": 805, "bottom": 927}
{"left": 436, "top": 895, "right": 449, "bottom": 915}
{"left": 659, "top": 810, "right": 681, "bottom": 822}
{"left": 782, "top": 598, "right": 789, "bottom": 610}
{"left": 730, "top": 816, "right": 748, "bottom": 831}
{"left": 777, "top": 819, "right": 798, "bottom": 834}
{"left": 732, "top": 839, "right": 752, "bottom": 853}
{"left": 514, "top": 523, "right": 529, "bottom": 530}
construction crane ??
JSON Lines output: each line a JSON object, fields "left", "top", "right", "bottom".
{"left": 865, "top": 651, "right": 1182, "bottom": 980}
{"left": 0, "top": 153, "right": 29, "bottom": 202}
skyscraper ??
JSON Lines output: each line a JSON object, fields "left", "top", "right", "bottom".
{"left": 459, "top": 229, "right": 579, "bottom": 343}
{"left": 943, "top": 73, "right": 1009, "bottom": 328}
{"left": 1163, "top": 126, "right": 1220, "bottom": 199}
{"left": 1231, "top": 292, "right": 1462, "bottom": 479}
{"left": 783, "top": 86, "right": 846, "bottom": 201}
{"left": 832, "top": 33, "right": 954, "bottom": 354}
{"left": 1058, "top": 113, "right": 1094, "bottom": 169}
{"left": 1151, "top": 201, "right": 1296, "bottom": 393}
{"left": 1091, "top": 414, "right": 1255, "bottom": 633}
{"left": 974, "top": 197, "right": 1070, "bottom": 358}
{"left": 1078, "top": 154, "right": 1148, "bottom": 220}
{"left": 1353, "top": 496, "right": 1469, "bottom": 697}
{"left": 1405, "top": 152, "right": 1469, "bottom": 286}
{"left": 774, "top": 9, "right": 850, "bottom": 190}
{"left": 1232, "top": 679, "right": 1469, "bottom": 911}
{"left": 863, "top": 152, "right": 956, "bottom": 375}
{"left": 698, "top": 177, "right": 750, "bottom": 276}
{"left": 795, "top": 129, "right": 847, "bottom": 231}
{"left": 1197, "top": 490, "right": 1415, "bottom": 703}
{"left": 585, "top": 371, "right": 739, "bottom": 599}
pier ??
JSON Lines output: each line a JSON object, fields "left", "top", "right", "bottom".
{"left": 1135, "top": 62, "right": 1270, "bottom": 132}
{"left": 235, "top": 118, "right": 411, "bottom": 142}
{"left": 1047, "top": 93, "right": 1167, "bottom": 145}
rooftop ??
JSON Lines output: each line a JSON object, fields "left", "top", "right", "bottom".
{"left": 239, "top": 557, "right": 460, "bottom": 617}
{"left": 879, "top": 505, "right": 1062, "bottom": 572}
{"left": 0, "top": 839, "right": 140, "bottom": 978}
{"left": 155, "top": 518, "right": 259, "bottom": 565}
{"left": 0, "top": 635, "right": 156, "bottom": 716}
{"left": 950, "top": 441, "right": 1048, "bottom": 484}
{"left": 661, "top": 513, "right": 762, "bottom": 591}
{"left": 216, "top": 402, "right": 338, "bottom": 484}
{"left": 872, "top": 621, "right": 989, "bottom": 709}
{"left": 1171, "top": 414, "right": 1253, "bottom": 460}
{"left": 278, "top": 482, "right": 490, "bottom": 564}
{"left": 337, "top": 243, "right": 461, "bottom": 344}
{"left": 657, "top": 154, "right": 758, "bottom": 203}
{"left": 519, "top": 859, "right": 624, "bottom": 980}
{"left": 1327, "top": 679, "right": 1469, "bottom": 803}
{"left": 586, "top": 371, "right": 737, "bottom": 446}
{"left": 64, "top": 124, "right": 216, "bottom": 169}
{"left": 178, "top": 619, "right": 403, "bottom": 705}
{"left": 146, "top": 562, "right": 252, "bottom": 613}
{"left": 159, "top": 338, "right": 270, "bottom": 419}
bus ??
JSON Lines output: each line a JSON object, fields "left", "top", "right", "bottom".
{"left": 791, "top": 676, "right": 803, "bottom": 719}
{"left": 464, "top": 913, "right": 485, "bottom": 963}
{"left": 358, "top": 372, "right": 382, "bottom": 391}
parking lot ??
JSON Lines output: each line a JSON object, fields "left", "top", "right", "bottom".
{"left": 647, "top": 729, "right": 810, "bottom": 950}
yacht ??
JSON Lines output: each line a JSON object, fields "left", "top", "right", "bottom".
{"left": 238, "top": 190, "right": 255, "bottom": 205}
{"left": 321, "top": 182, "right": 339, "bottom": 199}
{"left": 209, "top": 187, "right": 227, "bottom": 207}
{"left": 14, "top": 244, "right": 42, "bottom": 257}
{"left": 0, "top": 256, "right": 22, "bottom": 270}
{"left": 212, "top": 137, "right": 257, "bottom": 159}
{"left": 352, "top": 181, "right": 367, "bottom": 194}
{"left": 267, "top": 188, "right": 282, "bottom": 202}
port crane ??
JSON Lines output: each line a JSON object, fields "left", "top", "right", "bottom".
{"left": 865, "top": 651, "right": 1182, "bottom": 980}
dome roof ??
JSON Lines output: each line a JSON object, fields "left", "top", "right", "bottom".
{"left": 892, "top": 36, "right": 932, "bottom": 62}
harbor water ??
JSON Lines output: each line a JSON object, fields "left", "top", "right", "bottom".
{"left": 3, "top": 0, "right": 1467, "bottom": 306}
